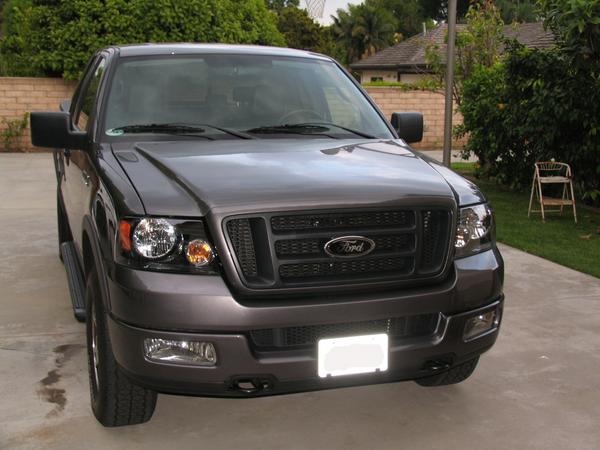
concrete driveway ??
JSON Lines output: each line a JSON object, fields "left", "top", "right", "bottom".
{"left": 1, "top": 154, "right": 599, "bottom": 450}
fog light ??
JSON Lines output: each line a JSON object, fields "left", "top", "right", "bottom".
{"left": 144, "top": 338, "right": 217, "bottom": 366}
{"left": 463, "top": 309, "right": 500, "bottom": 341}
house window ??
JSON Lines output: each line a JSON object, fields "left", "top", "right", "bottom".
{"left": 370, "top": 77, "right": 383, "bottom": 82}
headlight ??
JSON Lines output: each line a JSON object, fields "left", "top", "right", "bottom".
{"left": 133, "top": 218, "right": 179, "bottom": 259}
{"left": 454, "top": 204, "right": 494, "bottom": 258}
{"left": 118, "top": 217, "right": 217, "bottom": 273}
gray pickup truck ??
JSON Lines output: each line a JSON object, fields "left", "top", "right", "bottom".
{"left": 30, "top": 44, "right": 504, "bottom": 427}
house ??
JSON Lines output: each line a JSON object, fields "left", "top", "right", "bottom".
{"left": 350, "top": 22, "right": 555, "bottom": 84}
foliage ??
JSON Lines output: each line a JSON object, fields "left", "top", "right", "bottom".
{"left": 495, "top": 0, "right": 538, "bottom": 23}
{"left": 363, "top": 77, "right": 443, "bottom": 90}
{"left": 461, "top": 43, "right": 600, "bottom": 203}
{"left": 1, "top": 113, "right": 28, "bottom": 151}
{"left": 538, "top": 0, "right": 600, "bottom": 61}
{"left": 331, "top": 2, "right": 396, "bottom": 64}
{"left": 425, "top": 0, "right": 504, "bottom": 107}
{"left": 266, "top": 0, "right": 299, "bottom": 12}
{"left": 370, "top": 0, "right": 433, "bottom": 40}
{"left": 420, "top": 0, "right": 470, "bottom": 21}
{"left": 0, "top": 0, "right": 285, "bottom": 80}
{"left": 459, "top": 0, "right": 600, "bottom": 203}
{"left": 276, "top": 6, "right": 340, "bottom": 57}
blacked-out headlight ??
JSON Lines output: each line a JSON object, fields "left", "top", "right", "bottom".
{"left": 454, "top": 204, "right": 494, "bottom": 258}
{"left": 117, "top": 217, "right": 218, "bottom": 273}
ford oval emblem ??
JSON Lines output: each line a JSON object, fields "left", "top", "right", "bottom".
{"left": 324, "top": 236, "right": 376, "bottom": 259}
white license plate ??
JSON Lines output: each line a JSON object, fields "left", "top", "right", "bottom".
{"left": 318, "top": 333, "right": 388, "bottom": 378}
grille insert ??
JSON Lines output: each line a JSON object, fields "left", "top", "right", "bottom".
{"left": 279, "top": 256, "right": 412, "bottom": 280}
{"left": 275, "top": 234, "right": 413, "bottom": 258}
{"left": 250, "top": 314, "right": 440, "bottom": 350}
{"left": 226, "top": 219, "right": 258, "bottom": 278}
{"left": 271, "top": 210, "right": 414, "bottom": 232}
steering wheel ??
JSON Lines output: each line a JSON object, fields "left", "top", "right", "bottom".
{"left": 278, "top": 109, "right": 324, "bottom": 125}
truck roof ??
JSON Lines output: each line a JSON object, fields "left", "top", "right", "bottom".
{"left": 112, "top": 43, "right": 331, "bottom": 60}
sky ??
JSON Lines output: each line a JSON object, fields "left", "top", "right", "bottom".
{"left": 300, "top": 0, "right": 365, "bottom": 25}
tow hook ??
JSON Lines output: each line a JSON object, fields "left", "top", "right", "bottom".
{"left": 230, "top": 377, "right": 274, "bottom": 394}
{"left": 422, "top": 360, "right": 451, "bottom": 373}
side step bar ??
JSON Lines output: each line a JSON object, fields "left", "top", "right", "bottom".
{"left": 60, "top": 242, "right": 87, "bottom": 322}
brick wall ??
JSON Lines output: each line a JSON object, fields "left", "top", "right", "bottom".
{"left": 0, "top": 77, "right": 76, "bottom": 152}
{"left": 365, "top": 87, "right": 465, "bottom": 149}
{"left": 0, "top": 78, "right": 463, "bottom": 151}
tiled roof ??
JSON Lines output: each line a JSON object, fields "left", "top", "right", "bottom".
{"left": 350, "top": 22, "right": 555, "bottom": 71}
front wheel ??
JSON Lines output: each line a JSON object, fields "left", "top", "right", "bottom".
{"left": 415, "top": 357, "right": 480, "bottom": 387}
{"left": 86, "top": 269, "right": 157, "bottom": 426}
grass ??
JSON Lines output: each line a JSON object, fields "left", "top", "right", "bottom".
{"left": 451, "top": 162, "right": 600, "bottom": 278}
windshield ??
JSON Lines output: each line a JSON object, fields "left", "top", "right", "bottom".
{"left": 103, "top": 54, "right": 393, "bottom": 139}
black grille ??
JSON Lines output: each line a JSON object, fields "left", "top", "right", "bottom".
{"left": 224, "top": 208, "right": 451, "bottom": 290}
{"left": 275, "top": 234, "right": 413, "bottom": 258}
{"left": 226, "top": 219, "right": 258, "bottom": 278}
{"left": 250, "top": 314, "right": 440, "bottom": 350}
{"left": 271, "top": 210, "right": 413, "bottom": 232}
{"left": 420, "top": 210, "right": 448, "bottom": 272}
{"left": 279, "top": 256, "right": 412, "bottom": 280}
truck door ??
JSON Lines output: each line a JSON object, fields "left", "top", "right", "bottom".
{"left": 62, "top": 57, "right": 107, "bottom": 261}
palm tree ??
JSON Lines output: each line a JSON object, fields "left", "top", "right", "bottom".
{"left": 352, "top": 5, "right": 397, "bottom": 58}
{"left": 331, "top": 4, "right": 396, "bottom": 64}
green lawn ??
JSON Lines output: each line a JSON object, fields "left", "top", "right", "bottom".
{"left": 451, "top": 163, "right": 600, "bottom": 278}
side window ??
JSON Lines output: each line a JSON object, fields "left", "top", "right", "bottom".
{"left": 74, "top": 58, "right": 106, "bottom": 131}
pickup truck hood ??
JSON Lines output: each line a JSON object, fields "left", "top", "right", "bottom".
{"left": 112, "top": 139, "right": 480, "bottom": 217}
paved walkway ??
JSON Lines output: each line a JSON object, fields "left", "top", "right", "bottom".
{"left": 0, "top": 154, "right": 598, "bottom": 450}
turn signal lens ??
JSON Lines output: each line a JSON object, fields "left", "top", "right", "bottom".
{"left": 185, "top": 239, "right": 214, "bottom": 267}
{"left": 119, "top": 220, "right": 132, "bottom": 252}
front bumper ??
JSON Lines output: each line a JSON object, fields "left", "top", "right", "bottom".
{"left": 105, "top": 248, "right": 504, "bottom": 397}
{"left": 108, "top": 299, "right": 502, "bottom": 396}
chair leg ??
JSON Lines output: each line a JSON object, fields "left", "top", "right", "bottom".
{"left": 569, "top": 181, "right": 577, "bottom": 224}
{"left": 528, "top": 173, "right": 537, "bottom": 218}
{"left": 538, "top": 178, "right": 545, "bottom": 222}
{"left": 560, "top": 184, "right": 566, "bottom": 215}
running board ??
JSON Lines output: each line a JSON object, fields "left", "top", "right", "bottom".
{"left": 60, "top": 242, "right": 86, "bottom": 322}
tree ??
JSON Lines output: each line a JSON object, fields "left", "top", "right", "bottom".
{"left": 266, "top": 0, "right": 300, "bottom": 12}
{"left": 425, "top": 0, "right": 504, "bottom": 106}
{"left": 495, "top": 0, "right": 538, "bottom": 23}
{"left": 353, "top": 4, "right": 397, "bottom": 57}
{"left": 420, "top": 0, "right": 470, "bottom": 21}
{"left": 0, "top": 0, "right": 285, "bottom": 79}
{"left": 331, "top": 3, "right": 396, "bottom": 64}
{"left": 372, "top": 0, "right": 431, "bottom": 39}
{"left": 276, "top": 6, "right": 338, "bottom": 56}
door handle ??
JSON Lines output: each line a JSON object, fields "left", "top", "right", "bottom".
{"left": 81, "top": 171, "right": 91, "bottom": 187}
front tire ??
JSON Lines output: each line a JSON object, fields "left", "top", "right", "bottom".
{"left": 86, "top": 269, "right": 157, "bottom": 426}
{"left": 415, "top": 357, "right": 480, "bottom": 387}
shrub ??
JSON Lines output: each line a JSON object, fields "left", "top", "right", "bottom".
{"left": 1, "top": 113, "right": 28, "bottom": 151}
{"left": 460, "top": 43, "right": 600, "bottom": 203}
{"left": 0, "top": 0, "right": 285, "bottom": 80}
{"left": 460, "top": 0, "right": 600, "bottom": 204}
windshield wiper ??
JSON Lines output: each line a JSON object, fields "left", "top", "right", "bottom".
{"left": 245, "top": 124, "right": 338, "bottom": 138}
{"left": 292, "top": 122, "right": 376, "bottom": 139}
{"left": 246, "top": 123, "right": 375, "bottom": 139}
{"left": 107, "top": 123, "right": 253, "bottom": 139}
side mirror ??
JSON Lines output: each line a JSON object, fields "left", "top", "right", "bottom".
{"left": 30, "top": 112, "right": 87, "bottom": 149}
{"left": 391, "top": 112, "right": 423, "bottom": 144}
